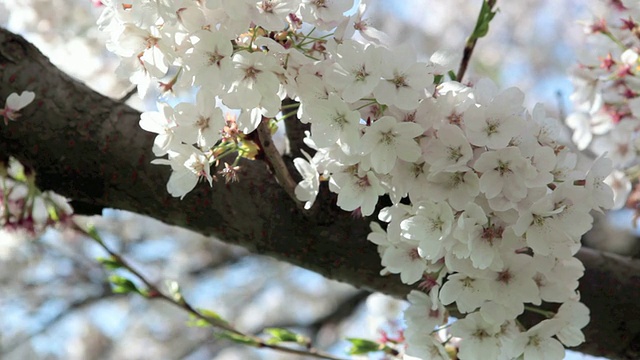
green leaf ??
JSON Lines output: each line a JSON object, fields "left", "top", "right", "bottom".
{"left": 470, "top": 0, "right": 498, "bottom": 40}
{"left": 218, "top": 331, "right": 260, "bottom": 346}
{"left": 346, "top": 338, "right": 382, "bottom": 355}
{"left": 97, "top": 256, "right": 122, "bottom": 270}
{"left": 186, "top": 309, "right": 228, "bottom": 328}
{"left": 108, "top": 274, "right": 139, "bottom": 294}
{"left": 264, "top": 328, "right": 309, "bottom": 345}
{"left": 186, "top": 315, "right": 211, "bottom": 328}
{"left": 199, "top": 308, "right": 229, "bottom": 326}
{"left": 85, "top": 223, "right": 103, "bottom": 243}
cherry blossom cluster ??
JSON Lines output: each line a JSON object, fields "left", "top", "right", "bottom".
{"left": 96, "top": 1, "right": 612, "bottom": 359}
{"left": 98, "top": 0, "right": 385, "bottom": 197}
{"left": 567, "top": 0, "right": 640, "bottom": 210}
{"left": 362, "top": 82, "right": 605, "bottom": 358}
{"left": 0, "top": 156, "right": 73, "bottom": 237}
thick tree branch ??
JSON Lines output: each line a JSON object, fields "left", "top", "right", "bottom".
{"left": 1, "top": 28, "right": 640, "bottom": 359}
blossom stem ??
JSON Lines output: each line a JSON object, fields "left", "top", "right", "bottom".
{"left": 523, "top": 305, "right": 555, "bottom": 318}
{"left": 600, "top": 30, "right": 626, "bottom": 50}
{"left": 256, "top": 117, "right": 303, "bottom": 208}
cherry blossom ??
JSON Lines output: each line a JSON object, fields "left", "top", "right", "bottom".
{"left": 509, "top": 319, "right": 565, "bottom": 360}
{"left": 360, "top": 116, "right": 423, "bottom": 174}
{"left": 450, "top": 312, "right": 502, "bottom": 360}
{"left": 324, "top": 40, "right": 382, "bottom": 103}
{"left": 1, "top": 91, "right": 35, "bottom": 125}
{"left": 138, "top": 103, "right": 177, "bottom": 156}
{"left": 293, "top": 151, "right": 320, "bottom": 210}
{"left": 151, "top": 146, "right": 213, "bottom": 199}
{"left": 306, "top": 93, "right": 362, "bottom": 155}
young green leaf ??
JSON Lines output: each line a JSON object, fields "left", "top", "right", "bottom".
{"left": 345, "top": 338, "right": 382, "bottom": 355}
{"left": 264, "top": 327, "right": 309, "bottom": 346}
{"left": 97, "top": 256, "right": 122, "bottom": 270}
{"left": 199, "top": 308, "right": 229, "bottom": 326}
{"left": 470, "top": 0, "right": 498, "bottom": 40}
{"left": 218, "top": 331, "right": 260, "bottom": 346}
{"left": 108, "top": 274, "right": 139, "bottom": 294}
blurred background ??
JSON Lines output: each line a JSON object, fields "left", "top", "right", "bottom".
{"left": 0, "top": 0, "right": 629, "bottom": 359}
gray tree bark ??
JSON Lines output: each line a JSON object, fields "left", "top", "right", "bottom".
{"left": 1, "top": 28, "right": 639, "bottom": 360}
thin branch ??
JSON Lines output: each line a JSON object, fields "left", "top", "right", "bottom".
{"left": 254, "top": 290, "right": 371, "bottom": 347}
{"left": 119, "top": 86, "right": 137, "bottom": 103}
{"left": 456, "top": 0, "right": 498, "bottom": 82}
{"left": 256, "top": 117, "right": 302, "bottom": 208}
{"left": 73, "top": 220, "right": 349, "bottom": 360}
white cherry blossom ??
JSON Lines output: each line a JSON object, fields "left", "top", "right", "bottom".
{"left": 380, "top": 243, "right": 428, "bottom": 284}
{"left": 293, "top": 150, "right": 320, "bottom": 210}
{"left": 330, "top": 168, "right": 384, "bottom": 216}
{"left": 151, "top": 146, "right": 213, "bottom": 199}
{"left": 360, "top": 116, "right": 423, "bottom": 174}
{"left": 473, "top": 147, "right": 536, "bottom": 205}
{"left": 451, "top": 312, "right": 502, "bottom": 360}
{"left": 424, "top": 124, "right": 473, "bottom": 173}
{"left": 183, "top": 30, "right": 234, "bottom": 92}
{"left": 372, "top": 44, "right": 432, "bottom": 110}
{"left": 139, "top": 103, "right": 178, "bottom": 156}
{"left": 306, "top": 93, "right": 362, "bottom": 155}
{"left": 554, "top": 300, "right": 589, "bottom": 347}
{"left": 173, "top": 89, "right": 224, "bottom": 148}
{"left": 299, "top": 0, "right": 353, "bottom": 29}
{"left": 324, "top": 40, "right": 382, "bottom": 103}
{"left": 509, "top": 319, "right": 565, "bottom": 360}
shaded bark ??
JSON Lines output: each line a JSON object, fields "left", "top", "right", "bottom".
{"left": 1, "top": 28, "right": 639, "bottom": 359}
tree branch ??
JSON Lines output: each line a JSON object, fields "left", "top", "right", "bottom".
{"left": 456, "top": 0, "right": 498, "bottom": 82}
{"left": 2, "top": 27, "right": 640, "bottom": 359}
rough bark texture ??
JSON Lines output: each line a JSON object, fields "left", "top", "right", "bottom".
{"left": 1, "top": 28, "right": 639, "bottom": 359}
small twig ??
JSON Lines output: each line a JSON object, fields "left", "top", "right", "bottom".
{"left": 456, "top": 0, "right": 498, "bottom": 82}
{"left": 119, "top": 86, "right": 137, "bottom": 103}
{"left": 72, "top": 220, "right": 241, "bottom": 334}
{"left": 256, "top": 117, "right": 303, "bottom": 208}
{"left": 73, "top": 220, "right": 347, "bottom": 360}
